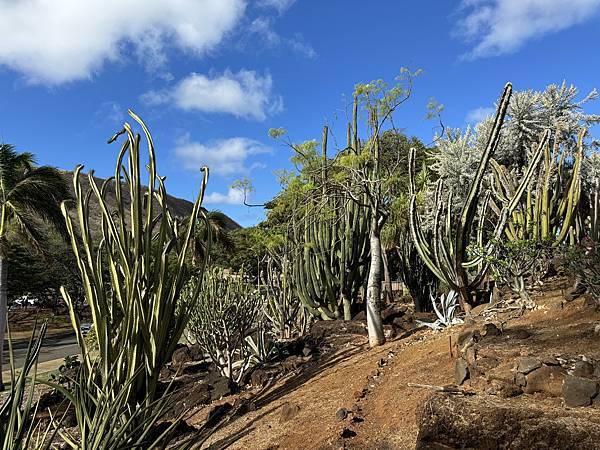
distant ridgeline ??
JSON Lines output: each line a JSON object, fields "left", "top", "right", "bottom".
{"left": 7, "top": 170, "right": 240, "bottom": 304}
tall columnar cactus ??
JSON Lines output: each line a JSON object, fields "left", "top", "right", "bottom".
{"left": 293, "top": 196, "right": 370, "bottom": 320}
{"left": 408, "top": 83, "right": 547, "bottom": 311}
{"left": 591, "top": 178, "right": 600, "bottom": 241}
{"left": 60, "top": 111, "right": 210, "bottom": 411}
{"left": 292, "top": 125, "right": 370, "bottom": 320}
{"left": 490, "top": 129, "right": 585, "bottom": 245}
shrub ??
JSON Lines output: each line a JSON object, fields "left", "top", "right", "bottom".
{"left": 185, "top": 268, "right": 260, "bottom": 387}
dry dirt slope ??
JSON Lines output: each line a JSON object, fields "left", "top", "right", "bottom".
{"left": 197, "top": 281, "right": 600, "bottom": 450}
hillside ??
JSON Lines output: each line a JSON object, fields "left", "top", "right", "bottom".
{"left": 170, "top": 278, "right": 600, "bottom": 449}
{"left": 59, "top": 170, "right": 241, "bottom": 233}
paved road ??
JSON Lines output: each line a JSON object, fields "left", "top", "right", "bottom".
{"left": 2, "top": 332, "right": 79, "bottom": 369}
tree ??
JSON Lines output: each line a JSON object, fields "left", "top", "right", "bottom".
{"left": 334, "top": 69, "right": 420, "bottom": 346}
{"left": 0, "top": 144, "right": 70, "bottom": 390}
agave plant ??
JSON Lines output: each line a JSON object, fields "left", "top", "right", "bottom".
{"left": 418, "top": 291, "right": 464, "bottom": 331}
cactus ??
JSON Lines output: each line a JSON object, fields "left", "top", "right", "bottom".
{"left": 291, "top": 123, "right": 370, "bottom": 321}
{"left": 490, "top": 129, "right": 585, "bottom": 246}
{"left": 60, "top": 111, "right": 210, "bottom": 417}
{"left": 590, "top": 178, "right": 600, "bottom": 240}
{"left": 408, "top": 83, "right": 547, "bottom": 311}
{"left": 186, "top": 268, "right": 260, "bottom": 386}
{"left": 259, "top": 254, "right": 308, "bottom": 340}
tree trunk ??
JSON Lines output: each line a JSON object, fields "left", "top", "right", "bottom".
{"left": 0, "top": 256, "right": 7, "bottom": 390}
{"left": 366, "top": 219, "right": 385, "bottom": 347}
{"left": 381, "top": 247, "right": 393, "bottom": 304}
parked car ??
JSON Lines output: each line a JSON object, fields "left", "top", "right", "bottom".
{"left": 80, "top": 323, "right": 92, "bottom": 335}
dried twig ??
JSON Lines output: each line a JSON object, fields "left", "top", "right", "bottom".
{"left": 407, "top": 383, "right": 475, "bottom": 395}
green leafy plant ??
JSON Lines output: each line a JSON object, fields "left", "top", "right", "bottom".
{"left": 48, "top": 355, "right": 80, "bottom": 391}
{"left": 559, "top": 238, "right": 600, "bottom": 305}
{"left": 0, "top": 143, "right": 70, "bottom": 387}
{"left": 473, "top": 238, "right": 554, "bottom": 307}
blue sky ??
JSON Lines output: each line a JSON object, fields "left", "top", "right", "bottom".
{"left": 0, "top": 0, "right": 599, "bottom": 226}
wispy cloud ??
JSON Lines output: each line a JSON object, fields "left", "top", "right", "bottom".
{"left": 257, "top": 0, "right": 297, "bottom": 14}
{"left": 465, "top": 106, "right": 495, "bottom": 123}
{"left": 0, "top": 0, "right": 245, "bottom": 84}
{"left": 174, "top": 135, "right": 271, "bottom": 177}
{"left": 248, "top": 17, "right": 317, "bottom": 59}
{"left": 142, "top": 69, "right": 283, "bottom": 121}
{"left": 455, "top": 0, "right": 600, "bottom": 59}
{"left": 93, "top": 101, "right": 125, "bottom": 126}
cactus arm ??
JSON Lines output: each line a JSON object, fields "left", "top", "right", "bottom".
{"left": 554, "top": 130, "right": 584, "bottom": 244}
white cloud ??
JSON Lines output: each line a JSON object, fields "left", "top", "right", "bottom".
{"left": 0, "top": 0, "right": 246, "bottom": 84}
{"left": 204, "top": 187, "right": 245, "bottom": 205}
{"left": 174, "top": 135, "right": 271, "bottom": 176}
{"left": 456, "top": 0, "right": 600, "bottom": 58}
{"left": 143, "top": 69, "right": 283, "bottom": 121}
{"left": 257, "top": 0, "right": 297, "bottom": 13}
{"left": 466, "top": 106, "right": 495, "bottom": 123}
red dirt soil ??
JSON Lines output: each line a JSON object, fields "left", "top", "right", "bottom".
{"left": 189, "top": 279, "right": 600, "bottom": 449}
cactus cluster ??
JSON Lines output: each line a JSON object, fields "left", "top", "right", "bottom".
{"left": 408, "top": 84, "right": 546, "bottom": 311}
{"left": 60, "top": 111, "right": 210, "bottom": 421}
{"left": 259, "top": 254, "right": 308, "bottom": 340}
{"left": 291, "top": 124, "right": 370, "bottom": 320}
{"left": 491, "top": 129, "right": 584, "bottom": 246}
{"left": 186, "top": 268, "right": 260, "bottom": 386}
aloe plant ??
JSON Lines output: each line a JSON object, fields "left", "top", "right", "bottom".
{"left": 59, "top": 111, "right": 210, "bottom": 425}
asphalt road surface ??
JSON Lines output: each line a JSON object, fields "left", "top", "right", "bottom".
{"left": 2, "top": 332, "right": 79, "bottom": 369}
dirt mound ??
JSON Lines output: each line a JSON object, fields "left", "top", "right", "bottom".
{"left": 416, "top": 392, "right": 600, "bottom": 449}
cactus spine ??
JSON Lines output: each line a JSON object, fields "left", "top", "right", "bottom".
{"left": 408, "top": 83, "right": 547, "bottom": 311}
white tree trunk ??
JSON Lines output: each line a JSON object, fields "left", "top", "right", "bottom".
{"left": 366, "top": 220, "right": 385, "bottom": 347}
{"left": 0, "top": 256, "right": 7, "bottom": 389}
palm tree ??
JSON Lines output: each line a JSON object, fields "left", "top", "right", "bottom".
{"left": 0, "top": 144, "right": 70, "bottom": 390}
